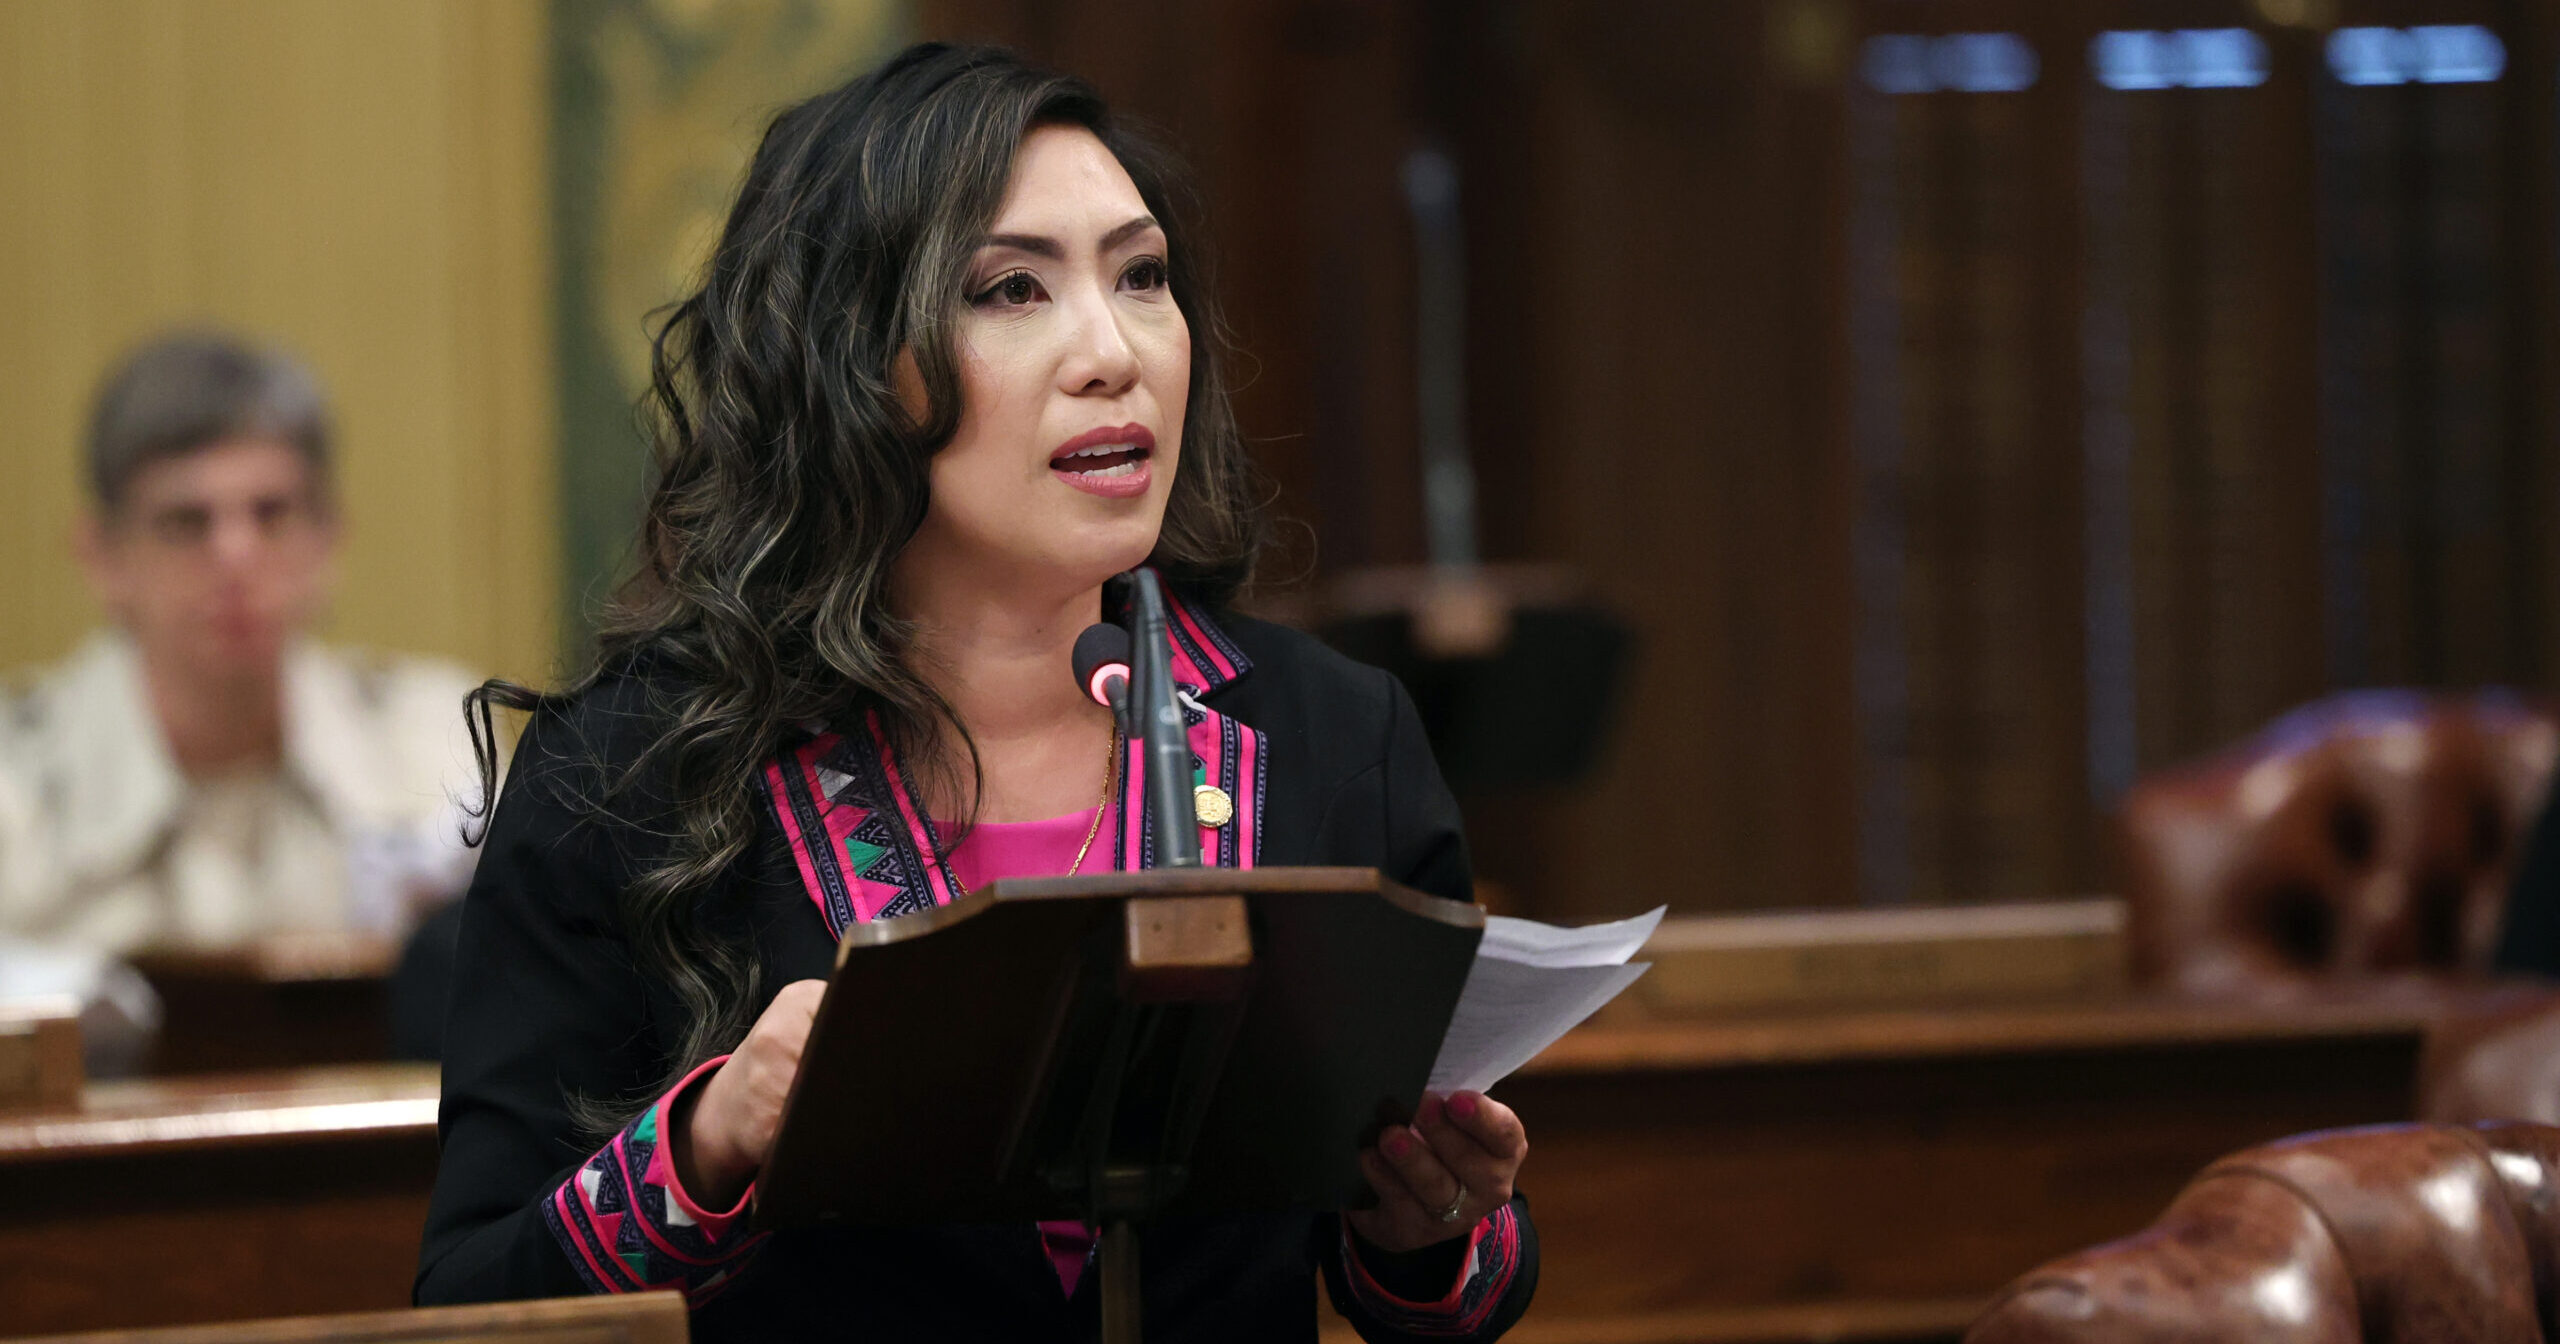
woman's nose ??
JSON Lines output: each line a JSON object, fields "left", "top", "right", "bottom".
{"left": 1058, "top": 287, "right": 1140, "bottom": 396}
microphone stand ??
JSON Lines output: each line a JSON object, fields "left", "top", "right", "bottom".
{"left": 1099, "top": 568, "right": 1204, "bottom": 1344}
{"left": 1125, "top": 569, "right": 1201, "bottom": 870}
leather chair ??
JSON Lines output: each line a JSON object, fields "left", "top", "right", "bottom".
{"left": 1966, "top": 1122, "right": 2560, "bottom": 1343}
{"left": 2120, "top": 691, "right": 2558, "bottom": 996}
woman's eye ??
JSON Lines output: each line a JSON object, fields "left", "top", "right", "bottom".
{"left": 1121, "top": 258, "right": 1168, "bottom": 292}
{"left": 975, "top": 272, "right": 1043, "bottom": 308}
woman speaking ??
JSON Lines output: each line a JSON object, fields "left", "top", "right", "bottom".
{"left": 416, "top": 43, "right": 1537, "bottom": 1342}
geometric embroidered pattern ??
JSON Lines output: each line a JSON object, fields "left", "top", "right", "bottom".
{"left": 763, "top": 581, "right": 1269, "bottom": 943}
{"left": 845, "top": 808, "right": 931, "bottom": 922}
{"left": 1338, "top": 1202, "right": 1524, "bottom": 1337}
{"left": 824, "top": 732, "right": 941, "bottom": 922}
{"left": 762, "top": 709, "right": 960, "bottom": 939}
{"left": 545, "top": 1055, "right": 765, "bottom": 1306}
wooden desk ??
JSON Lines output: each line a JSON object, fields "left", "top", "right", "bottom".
{"left": 0, "top": 992, "right": 2503, "bottom": 1341}
{"left": 0, "top": 1066, "right": 439, "bottom": 1335}
{"left": 1482, "top": 991, "right": 2504, "bottom": 1344}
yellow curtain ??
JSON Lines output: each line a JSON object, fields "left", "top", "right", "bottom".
{"left": 0, "top": 0, "right": 557, "bottom": 683}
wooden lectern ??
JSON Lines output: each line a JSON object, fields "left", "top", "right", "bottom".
{"left": 755, "top": 865, "right": 1483, "bottom": 1344}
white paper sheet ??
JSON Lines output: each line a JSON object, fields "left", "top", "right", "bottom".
{"left": 1480, "top": 907, "right": 1665, "bottom": 968}
{"left": 1427, "top": 959, "right": 1651, "bottom": 1094}
{"left": 1425, "top": 907, "right": 1665, "bottom": 1093}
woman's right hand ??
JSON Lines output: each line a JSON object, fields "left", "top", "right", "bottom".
{"left": 670, "top": 978, "right": 827, "bottom": 1210}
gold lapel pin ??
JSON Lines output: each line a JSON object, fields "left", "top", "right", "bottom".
{"left": 1192, "top": 783, "right": 1235, "bottom": 828}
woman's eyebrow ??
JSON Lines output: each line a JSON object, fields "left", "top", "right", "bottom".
{"left": 1097, "top": 214, "right": 1161, "bottom": 251}
{"left": 982, "top": 232, "right": 1064, "bottom": 259}
{"left": 978, "top": 215, "right": 1161, "bottom": 259}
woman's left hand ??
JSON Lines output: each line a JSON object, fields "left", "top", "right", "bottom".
{"left": 1348, "top": 1089, "right": 1528, "bottom": 1253}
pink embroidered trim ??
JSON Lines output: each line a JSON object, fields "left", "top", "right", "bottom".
{"left": 543, "top": 1054, "right": 766, "bottom": 1305}
{"left": 871, "top": 722, "right": 961, "bottom": 909}
{"left": 765, "top": 741, "right": 851, "bottom": 920}
{"left": 1340, "top": 1204, "right": 1521, "bottom": 1336}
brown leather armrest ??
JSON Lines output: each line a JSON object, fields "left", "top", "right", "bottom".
{"left": 1969, "top": 1122, "right": 2560, "bottom": 1343}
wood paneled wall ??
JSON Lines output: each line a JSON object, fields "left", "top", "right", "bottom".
{"left": 1488, "top": 4, "right": 1874, "bottom": 919}
{"left": 919, "top": 0, "right": 1873, "bottom": 917}
{"left": 923, "top": 0, "right": 2560, "bottom": 921}
{"left": 0, "top": 0, "right": 557, "bottom": 684}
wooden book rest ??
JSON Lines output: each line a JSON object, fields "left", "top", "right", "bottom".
{"left": 755, "top": 866, "right": 1483, "bottom": 1343}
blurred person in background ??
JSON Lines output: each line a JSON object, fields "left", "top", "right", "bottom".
{"left": 0, "top": 330, "right": 482, "bottom": 961}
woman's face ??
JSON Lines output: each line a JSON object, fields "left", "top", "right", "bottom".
{"left": 904, "top": 123, "right": 1191, "bottom": 598}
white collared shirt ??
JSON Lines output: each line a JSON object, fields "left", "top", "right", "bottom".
{"left": 0, "top": 631, "right": 485, "bottom": 954}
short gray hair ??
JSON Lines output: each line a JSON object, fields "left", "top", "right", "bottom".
{"left": 86, "top": 331, "right": 332, "bottom": 509}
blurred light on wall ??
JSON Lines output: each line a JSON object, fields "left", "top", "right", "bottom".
{"left": 2326, "top": 25, "right": 2506, "bottom": 86}
{"left": 2091, "top": 29, "right": 2270, "bottom": 91}
{"left": 1861, "top": 32, "right": 2039, "bottom": 95}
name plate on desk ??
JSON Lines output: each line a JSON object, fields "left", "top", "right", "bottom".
{"left": 1631, "top": 898, "right": 2127, "bottom": 1015}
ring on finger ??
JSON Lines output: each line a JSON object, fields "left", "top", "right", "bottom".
{"left": 1431, "top": 1184, "right": 1469, "bottom": 1223}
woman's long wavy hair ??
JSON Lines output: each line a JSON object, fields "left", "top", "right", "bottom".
{"left": 469, "top": 43, "right": 1264, "bottom": 1114}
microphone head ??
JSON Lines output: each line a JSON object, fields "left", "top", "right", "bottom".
{"left": 1072, "top": 623, "right": 1133, "bottom": 707}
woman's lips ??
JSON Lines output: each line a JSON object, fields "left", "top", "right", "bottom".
{"left": 1054, "top": 452, "right": 1151, "bottom": 498}
{"left": 1050, "top": 423, "right": 1155, "bottom": 499}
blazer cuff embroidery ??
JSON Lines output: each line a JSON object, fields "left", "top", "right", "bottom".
{"left": 543, "top": 1054, "right": 766, "bottom": 1304}
{"left": 1341, "top": 1203, "right": 1522, "bottom": 1336}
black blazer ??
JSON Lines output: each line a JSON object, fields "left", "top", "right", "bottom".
{"left": 414, "top": 606, "right": 1540, "bottom": 1343}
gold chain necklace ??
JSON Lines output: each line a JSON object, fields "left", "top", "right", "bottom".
{"left": 1064, "top": 720, "right": 1124, "bottom": 877}
{"left": 939, "top": 719, "right": 1123, "bottom": 901}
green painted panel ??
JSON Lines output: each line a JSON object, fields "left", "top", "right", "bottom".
{"left": 550, "top": 0, "right": 909, "bottom": 647}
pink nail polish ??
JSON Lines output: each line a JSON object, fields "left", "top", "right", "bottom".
{"left": 1450, "top": 1093, "right": 1480, "bottom": 1122}
{"left": 1384, "top": 1132, "right": 1413, "bottom": 1160}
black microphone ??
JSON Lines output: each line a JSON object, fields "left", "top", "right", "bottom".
{"left": 1126, "top": 570, "right": 1202, "bottom": 868}
{"left": 1072, "top": 622, "right": 1132, "bottom": 714}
